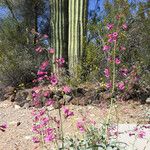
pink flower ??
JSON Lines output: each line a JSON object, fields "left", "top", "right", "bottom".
{"left": 129, "top": 133, "right": 135, "bottom": 137}
{"left": 37, "top": 77, "right": 44, "bottom": 81}
{"left": 63, "top": 107, "right": 74, "bottom": 118}
{"left": 115, "top": 58, "right": 121, "bottom": 64}
{"left": 44, "top": 128, "right": 53, "bottom": 135}
{"left": 103, "top": 45, "right": 111, "bottom": 52}
{"left": 117, "top": 81, "right": 125, "bottom": 91}
{"left": 33, "top": 99, "right": 41, "bottom": 107}
{"left": 120, "top": 46, "right": 126, "bottom": 51}
{"left": 33, "top": 115, "right": 39, "bottom": 122}
{"left": 43, "top": 91, "right": 50, "bottom": 97}
{"left": 112, "top": 32, "right": 118, "bottom": 39}
{"left": 138, "top": 131, "right": 146, "bottom": 138}
{"left": 107, "top": 32, "right": 118, "bottom": 42}
{"left": 35, "top": 46, "right": 43, "bottom": 53}
{"left": 32, "top": 125, "right": 40, "bottom": 133}
{"left": 49, "top": 74, "right": 58, "bottom": 86}
{"left": 45, "top": 99, "right": 54, "bottom": 106}
{"left": 108, "top": 34, "right": 112, "bottom": 38}
{"left": 120, "top": 68, "right": 128, "bottom": 77}
{"left": 77, "top": 120, "right": 85, "bottom": 132}
{"left": 41, "top": 117, "right": 49, "bottom": 126}
{"left": 43, "top": 34, "right": 48, "bottom": 38}
{"left": 106, "top": 81, "right": 112, "bottom": 89}
{"left": 116, "top": 15, "right": 121, "bottom": 20}
{"left": 44, "top": 133, "right": 55, "bottom": 142}
{"left": 48, "top": 48, "right": 55, "bottom": 54}
{"left": 0, "top": 123, "right": 7, "bottom": 129}
{"left": 122, "top": 23, "right": 128, "bottom": 30}
{"left": 32, "top": 137, "right": 40, "bottom": 143}
{"left": 104, "top": 68, "right": 110, "bottom": 78}
{"left": 55, "top": 57, "right": 65, "bottom": 67}
{"left": 37, "top": 71, "right": 47, "bottom": 76}
{"left": 107, "top": 56, "right": 112, "bottom": 62}
{"left": 32, "top": 86, "right": 41, "bottom": 93}
{"left": 40, "top": 60, "right": 49, "bottom": 70}
{"left": 39, "top": 109, "right": 46, "bottom": 116}
{"left": 62, "top": 85, "right": 71, "bottom": 94}
{"left": 107, "top": 23, "right": 114, "bottom": 30}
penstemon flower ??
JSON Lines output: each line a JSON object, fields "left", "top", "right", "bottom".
{"left": 49, "top": 74, "right": 58, "bottom": 86}
{"left": 107, "top": 23, "right": 114, "bottom": 30}
{"left": 120, "top": 46, "right": 126, "bottom": 51}
{"left": 32, "top": 137, "right": 40, "bottom": 143}
{"left": 76, "top": 120, "right": 85, "bottom": 132}
{"left": 115, "top": 57, "right": 121, "bottom": 65}
{"left": 122, "top": 23, "right": 128, "bottom": 30}
{"left": 104, "top": 68, "right": 110, "bottom": 78}
{"left": 62, "top": 85, "right": 71, "bottom": 94}
{"left": 63, "top": 107, "right": 74, "bottom": 118}
{"left": 40, "top": 60, "right": 49, "bottom": 70}
{"left": 35, "top": 46, "right": 43, "bottom": 53}
{"left": 117, "top": 81, "right": 125, "bottom": 91}
{"left": 103, "top": 45, "right": 111, "bottom": 52}
{"left": 48, "top": 48, "right": 55, "bottom": 54}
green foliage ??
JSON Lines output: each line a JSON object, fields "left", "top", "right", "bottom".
{"left": 0, "top": 18, "right": 43, "bottom": 86}
{"left": 77, "top": 0, "right": 150, "bottom": 86}
{"left": 62, "top": 125, "right": 126, "bottom": 150}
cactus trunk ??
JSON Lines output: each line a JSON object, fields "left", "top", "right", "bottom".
{"left": 50, "top": 0, "right": 68, "bottom": 71}
{"left": 49, "top": 0, "right": 88, "bottom": 73}
{"left": 68, "top": 0, "right": 88, "bottom": 73}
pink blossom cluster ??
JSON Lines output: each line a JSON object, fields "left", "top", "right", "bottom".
{"left": 103, "top": 19, "right": 128, "bottom": 91}
{"left": 63, "top": 107, "right": 74, "bottom": 118}
{"left": 35, "top": 46, "right": 43, "bottom": 53}
{"left": 107, "top": 32, "right": 118, "bottom": 43}
{"left": 129, "top": 126, "right": 147, "bottom": 139}
{"left": 31, "top": 109, "right": 56, "bottom": 143}
{"left": 76, "top": 117, "right": 96, "bottom": 133}
{"left": 55, "top": 57, "right": 65, "bottom": 67}
{"left": 62, "top": 85, "right": 71, "bottom": 94}
{"left": 49, "top": 74, "right": 58, "bottom": 86}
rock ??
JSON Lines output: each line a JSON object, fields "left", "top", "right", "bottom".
{"left": 102, "top": 92, "right": 112, "bottom": 99}
{"left": 15, "top": 90, "right": 29, "bottom": 107}
{"left": 22, "top": 103, "right": 30, "bottom": 109}
{"left": 0, "top": 88, "right": 5, "bottom": 101}
{"left": 26, "top": 90, "right": 33, "bottom": 101}
{"left": 72, "top": 88, "right": 87, "bottom": 97}
{"left": 8, "top": 94, "right": 15, "bottom": 102}
{"left": 63, "top": 95, "right": 72, "bottom": 103}
{"left": 59, "top": 99, "right": 65, "bottom": 105}
{"left": 4, "top": 86, "right": 15, "bottom": 95}
{"left": 14, "top": 104, "right": 21, "bottom": 109}
{"left": 53, "top": 101, "right": 61, "bottom": 109}
{"left": 71, "top": 97, "right": 89, "bottom": 106}
{"left": 24, "top": 136, "right": 32, "bottom": 140}
{"left": 146, "top": 98, "right": 150, "bottom": 104}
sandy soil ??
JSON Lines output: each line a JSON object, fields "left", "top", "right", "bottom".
{"left": 0, "top": 100, "right": 149, "bottom": 150}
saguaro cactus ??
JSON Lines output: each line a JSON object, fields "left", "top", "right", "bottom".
{"left": 68, "top": 0, "right": 88, "bottom": 72}
{"left": 50, "top": 0, "right": 68, "bottom": 63}
{"left": 49, "top": 0, "right": 88, "bottom": 73}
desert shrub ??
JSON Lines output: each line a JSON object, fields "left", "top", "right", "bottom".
{"left": 0, "top": 18, "right": 47, "bottom": 87}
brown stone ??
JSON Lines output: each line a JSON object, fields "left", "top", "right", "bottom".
{"left": 4, "top": 86, "right": 15, "bottom": 95}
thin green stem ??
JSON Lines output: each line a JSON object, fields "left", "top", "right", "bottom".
{"left": 112, "top": 40, "right": 117, "bottom": 95}
{"left": 58, "top": 104, "right": 64, "bottom": 149}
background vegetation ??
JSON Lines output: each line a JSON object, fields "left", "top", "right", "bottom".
{"left": 0, "top": 0, "right": 149, "bottom": 87}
